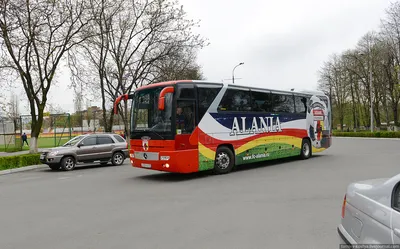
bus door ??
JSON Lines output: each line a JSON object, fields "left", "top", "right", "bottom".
{"left": 175, "top": 83, "right": 197, "bottom": 150}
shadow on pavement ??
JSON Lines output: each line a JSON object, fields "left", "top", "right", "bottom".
{"left": 133, "top": 171, "right": 211, "bottom": 182}
{"left": 233, "top": 154, "right": 327, "bottom": 173}
{"left": 131, "top": 155, "right": 328, "bottom": 182}
{"left": 39, "top": 162, "right": 123, "bottom": 173}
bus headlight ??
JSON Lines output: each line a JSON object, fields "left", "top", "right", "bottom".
{"left": 160, "top": 156, "right": 170, "bottom": 161}
{"left": 130, "top": 153, "right": 135, "bottom": 158}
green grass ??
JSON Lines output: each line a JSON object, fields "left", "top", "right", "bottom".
{"left": 236, "top": 143, "right": 301, "bottom": 165}
{"left": 0, "top": 136, "right": 73, "bottom": 152}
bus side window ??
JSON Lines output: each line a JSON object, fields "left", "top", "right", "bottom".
{"left": 198, "top": 87, "right": 221, "bottom": 120}
{"left": 294, "top": 96, "right": 308, "bottom": 113}
{"left": 271, "top": 93, "right": 295, "bottom": 113}
{"left": 251, "top": 91, "right": 270, "bottom": 112}
{"left": 218, "top": 89, "right": 252, "bottom": 112}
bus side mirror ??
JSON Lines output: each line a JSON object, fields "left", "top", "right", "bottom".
{"left": 114, "top": 94, "right": 134, "bottom": 114}
{"left": 114, "top": 94, "right": 129, "bottom": 114}
{"left": 158, "top": 86, "right": 175, "bottom": 110}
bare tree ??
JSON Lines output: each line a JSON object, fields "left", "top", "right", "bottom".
{"left": 318, "top": 54, "right": 349, "bottom": 130}
{"left": 0, "top": 0, "right": 93, "bottom": 152}
{"left": 152, "top": 48, "right": 205, "bottom": 82}
{"left": 380, "top": 1, "right": 400, "bottom": 128}
{"left": 70, "top": 0, "right": 207, "bottom": 135}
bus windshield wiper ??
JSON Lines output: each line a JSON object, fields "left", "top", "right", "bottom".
{"left": 143, "top": 129, "right": 164, "bottom": 139}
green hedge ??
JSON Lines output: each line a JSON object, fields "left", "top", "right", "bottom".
{"left": 333, "top": 131, "right": 400, "bottom": 138}
{"left": 0, "top": 153, "right": 41, "bottom": 171}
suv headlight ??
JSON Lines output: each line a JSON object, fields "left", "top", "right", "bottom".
{"left": 49, "top": 151, "right": 59, "bottom": 156}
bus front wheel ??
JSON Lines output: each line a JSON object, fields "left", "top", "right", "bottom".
{"left": 300, "top": 139, "right": 312, "bottom": 160}
{"left": 213, "top": 146, "right": 234, "bottom": 174}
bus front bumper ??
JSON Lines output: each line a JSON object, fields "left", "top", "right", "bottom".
{"left": 129, "top": 149, "right": 199, "bottom": 173}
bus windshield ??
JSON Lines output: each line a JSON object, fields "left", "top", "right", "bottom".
{"left": 131, "top": 86, "right": 173, "bottom": 134}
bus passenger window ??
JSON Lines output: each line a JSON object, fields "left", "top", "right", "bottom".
{"left": 251, "top": 91, "right": 270, "bottom": 112}
{"left": 294, "top": 96, "right": 308, "bottom": 113}
{"left": 271, "top": 93, "right": 295, "bottom": 113}
{"left": 218, "top": 89, "right": 252, "bottom": 112}
{"left": 176, "top": 100, "right": 195, "bottom": 134}
{"left": 198, "top": 87, "right": 221, "bottom": 120}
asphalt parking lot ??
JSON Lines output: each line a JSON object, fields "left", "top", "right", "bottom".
{"left": 1, "top": 137, "right": 400, "bottom": 249}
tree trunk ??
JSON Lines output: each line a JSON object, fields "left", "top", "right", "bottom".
{"left": 374, "top": 101, "right": 381, "bottom": 131}
{"left": 383, "top": 96, "right": 390, "bottom": 126}
{"left": 362, "top": 98, "right": 369, "bottom": 128}
{"left": 107, "top": 109, "right": 114, "bottom": 133}
{"left": 350, "top": 81, "right": 357, "bottom": 131}
{"left": 29, "top": 105, "right": 45, "bottom": 153}
{"left": 393, "top": 101, "right": 399, "bottom": 127}
{"left": 29, "top": 137, "right": 38, "bottom": 153}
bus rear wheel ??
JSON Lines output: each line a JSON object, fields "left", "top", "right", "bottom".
{"left": 213, "top": 146, "right": 234, "bottom": 174}
{"left": 300, "top": 139, "right": 311, "bottom": 160}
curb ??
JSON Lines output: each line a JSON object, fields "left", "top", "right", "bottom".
{"left": 0, "top": 164, "right": 48, "bottom": 176}
{"left": 333, "top": 136, "right": 400, "bottom": 141}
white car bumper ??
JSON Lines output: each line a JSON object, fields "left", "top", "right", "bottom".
{"left": 338, "top": 224, "right": 357, "bottom": 246}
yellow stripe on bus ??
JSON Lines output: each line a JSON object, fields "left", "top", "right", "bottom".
{"left": 235, "top": 136, "right": 302, "bottom": 155}
{"left": 198, "top": 142, "right": 215, "bottom": 160}
{"left": 312, "top": 147, "right": 326, "bottom": 153}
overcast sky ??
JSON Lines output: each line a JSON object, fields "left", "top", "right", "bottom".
{"left": 11, "top": 0, "right": 391, "bottom": 114}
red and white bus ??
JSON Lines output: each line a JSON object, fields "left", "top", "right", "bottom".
{"left": 115, "top": 80, "right": 332, "bottom": 174}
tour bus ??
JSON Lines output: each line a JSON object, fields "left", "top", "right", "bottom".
{"left": 114, "top": 80, "right": 332, "bottom": 174}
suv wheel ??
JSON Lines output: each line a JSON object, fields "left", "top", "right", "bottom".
{"left": 111, "top": 152, "right": 124, "bottom": 166}
{"left": 61, "top": 156, "right": 76, "bottom": 171}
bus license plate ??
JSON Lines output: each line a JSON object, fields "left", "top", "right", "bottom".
{"left": 141, "top": 163, "right": 151, "bottom": 168}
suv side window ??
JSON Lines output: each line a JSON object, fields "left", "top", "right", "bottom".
{"left": 113, "top": 135, "right": 125, "bottom": 142}
{"left": 81, "top": 136, "right": 97, "bottom": 146}
{"left": 97, "top": 136, "right": 114, "bottom": 145}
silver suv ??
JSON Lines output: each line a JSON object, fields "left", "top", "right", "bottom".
{"left": 40, "top": 133, "right": 129, "bottom": 171}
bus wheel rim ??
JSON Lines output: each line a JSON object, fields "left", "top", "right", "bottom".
{"left": 303, "top": 142, "right": 310, "bottom": 156}
{"left": 216, "top": 152, "right": 230, "bottom": 169}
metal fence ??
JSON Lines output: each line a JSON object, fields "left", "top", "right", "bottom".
{"left": 1, "top": 111, "right": 128, "bottom": 152}
{"left": 0, "top": 117, "right": 22, "bottom": 152}
{"left": 20, "top": 113, "right": 73, "bottom": 149}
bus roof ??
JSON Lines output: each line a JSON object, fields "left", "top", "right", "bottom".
{"left": 191, "top": 80, "right": 326, "bottom": 96}
{"left": 135, "top": 80, "right": 191, "bottom": 91}
{"left": 134, "top": 80, "right": 326, "bottom": 97}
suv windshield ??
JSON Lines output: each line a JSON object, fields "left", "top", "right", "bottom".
{"left": 63, "top": 135, "right": 84, "bottom": 147}
{"left": 131, "top": 86, "right": 173, "bottom": 133}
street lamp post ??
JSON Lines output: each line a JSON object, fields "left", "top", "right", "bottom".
{"left": 232, "top": 62, "right": 244, "bottom": 84}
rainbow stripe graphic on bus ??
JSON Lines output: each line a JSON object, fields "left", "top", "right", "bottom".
{"left": 196, "top": 94, "right": 331, "bottom": 171}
